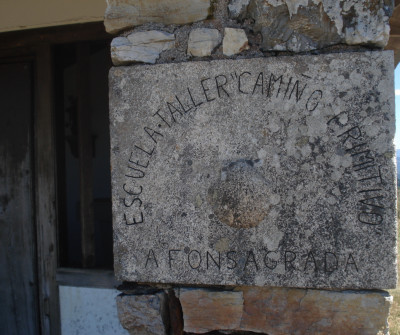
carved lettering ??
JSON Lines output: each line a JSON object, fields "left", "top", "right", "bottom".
{"left": 123, "top": 183, "right": 143, "bottom": 196}
{"left": 337, "top": 126, "right": 362, "bottom": 145}
{"left": 166, "top": 101, "right": 183, "bottom": 122}
{"left": 206, "top": 251, "right": 221, "bottom": 269}
{"left": 358, "top": 166, "right": 383, "bottom": 184}
{"left": 306, "top": 90, "right": 322, "bottom": 112}
{"left": 359, "top": 196, "right": 385, "bottom": 210}
{"left": 244, "top": 250, "right": 259, "bottom": 271}
{"left": 304, "top": 251, "right": 318, "bottom": 271}
{"left": 226, "top": 251, "right": 238, "bottom": 270}
{"left": 188, "top": 250, "right": 202, "bottom": 269}
{"left": 174, "top": 95, "right": 193, "bottom": 114}
{"left": 128, "top": 152, "right": 149, "bottom": 169}
{"left": 324, "top": 252, "right": 338, "bottom": 273}
{"left": 263, "top": 251, "right": 278, "bottom": 270}
{"left": 169, "top": 249, "right": 181, "bottom": 268}
{"left": 267, "top": 73, "right": 283, "bottom": 98}
{"left": 215, "top": 74, "right": 230, "bottom": 98}
{"left": 145, "top": 249, "right": 158, "bottom": 268}
{"left": 123, "top": 212, "right": 144, "bottom": 225}
{"left": 144, "top": 126, "right": 163, "bottom": 144}
{"left": 289, "top": 79, "right": 307, "bottom": 102}
{"left": 252, "top": 72, "right": 264, "bottom": 95}
{"left": 187, "top": 87, "right": 204, "bottom": 108}
{"left": 123, "top": 196, "right": 142, "bottom": 208}
{"left": 201, "top": 78, "right": 216, "bottom": 102}
{"left": 126, "top": 165, "right": 145, "bottom": 178}
{"left": 285, "top": 251, "right": 296, "bottom": 271}
{"left": 351, "top": 149, "right": 375, "bottom": 169}
{"left": 134, "top": 144, "right": 154, "bottom": 157}
{"left": 283, "top": 77, "right": 292, "bottom": 98}
{"left": 358, "top": 212, "right": 383, "bottom": 225}
{"left": 345, "top": 253, "right": 358, "bottom": 272}
{"left": 153, "top": 109, "right": 171, "bottom": 128}
{"left": 238, "top": 71, "right": 251, "bottom": 94}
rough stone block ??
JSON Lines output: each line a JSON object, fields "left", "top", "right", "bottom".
{"left": 104, "top": 0, "right": 211, "bottom": 34}
{"left": 176, "top": 288, "right": 243, "bottom": 333}
{"left": 175, "top": 287, "right": 392, "bottom": 334}
{"left": 116, "top": 292, "right": 167, "bottom": 335}
{"left": 109, "top": 51, "right": 397, "bottom": 289}
{"left": 111, "top": 31, "right": 175, "bottom": 65}
{"left": 239, "top": 287, "right": 392, "bottom": 334}
{"left": 222, "top": 28, "right": 249, "bottom": 56}
{"left": 243, "top": 0, "right": 392, "bottom": 52}
{"left": 187, "top": 28, "right": 221, "bottom": 57}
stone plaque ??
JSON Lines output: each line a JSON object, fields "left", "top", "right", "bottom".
{"left": 110, "top": 51, "right": 397, "bottom": 289}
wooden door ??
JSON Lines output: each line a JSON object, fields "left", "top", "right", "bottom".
{"left": 0, "top": 62, "right": 40, "bottom": 334}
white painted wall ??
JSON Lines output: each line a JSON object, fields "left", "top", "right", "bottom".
{"left": 59, "top": 286, "right": 128, "bottom": 335}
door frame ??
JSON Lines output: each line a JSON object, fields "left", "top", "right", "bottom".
{"left": 0, "top": 45, "right": 59, "bottom": 335}
{"left": 0, "top": 22, "right": 111, "bottom": 335}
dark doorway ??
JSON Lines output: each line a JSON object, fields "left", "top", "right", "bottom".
{"left": 55, "top": 41, "right": 113, "bottom": 269}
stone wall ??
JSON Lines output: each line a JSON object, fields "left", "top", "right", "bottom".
{"left": 106, "top": 1, "right": 396, "bottom": 334}
{"left": 106, "top": 0, "right": 393, "bottom": 66}
{"left": 116, "top": 286, "right": 392, "bottom": 334}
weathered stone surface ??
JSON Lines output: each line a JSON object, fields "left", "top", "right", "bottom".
{"left": 223, "top": 28, "right": 249, "bottom": 56}
{"left": 176, "top": 288, "right": 243, "bottom": 333}
{"left": 104, "top": 0, "right": 211, "bottom": 34}
{"left": 208, "top": 159, "right": 272, "bottom": 228}
{"left": 187, "top": 28, "right": 221, "bottom": 57}
{"left": 243, "top": 0, "right": 393, "bottom": 52}
{"left": 110, "top": 51, "right": 397, "bottom": 289}
{"left": 111, "top": 31, "right": 175, "bottom": 65}
{"left": 116, "top": 293, "right": 167, "bottom": 335}
{"left": 228, "top": 0, "right": 251, "bottom": 18}
{"left": 240, "top": 287, "right": 392, "bottom": 334}
{"left": 175, "top": 287, "right": 392, "bottom": 334}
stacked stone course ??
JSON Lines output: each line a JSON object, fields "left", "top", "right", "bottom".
{"left": 107, "top": 0, "right": 393, "bottom": 66}
{"left": 116, "top": 286, "right": 392, "bottom": 334}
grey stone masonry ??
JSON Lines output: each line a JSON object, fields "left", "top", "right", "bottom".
{"left": 109, "top": 51, "right": 397, "bottom": 290}
{"left": 244, "top": 0, "right": 392, "bottom": 52}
